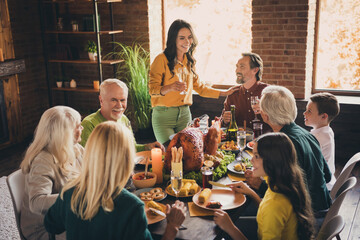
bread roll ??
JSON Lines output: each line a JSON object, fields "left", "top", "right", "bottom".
{"left": 198, "top": 188, "right": 211, "bottom": 203}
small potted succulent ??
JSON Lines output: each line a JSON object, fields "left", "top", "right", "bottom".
{"left": 85, "top": 40, "right": 98, "bottom": 61}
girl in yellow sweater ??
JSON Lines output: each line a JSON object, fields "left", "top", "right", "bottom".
{"left": 214, "top": 133, "right": 315, "bottom": 240}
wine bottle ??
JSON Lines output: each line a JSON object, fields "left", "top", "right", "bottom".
{"left": 226, "top": 105, "right": 238, "bottom": 142}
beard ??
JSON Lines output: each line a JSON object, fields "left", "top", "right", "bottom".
{"left": 236, "top": 74, "right": 245, "bottom": 84}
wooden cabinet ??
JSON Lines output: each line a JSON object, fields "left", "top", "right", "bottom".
{"left": 40, "top": 0, "right": 123, "bottom": 106}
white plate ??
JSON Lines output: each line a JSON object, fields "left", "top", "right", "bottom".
{"left": 247, "top": 141, "right": 254, "bottom": 150}
{"left": 192, "top": 189, "right": 246, "bottom": 210}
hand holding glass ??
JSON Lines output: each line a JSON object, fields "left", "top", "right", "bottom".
{"left": 171, "top": 170, "right": 183, "bottom": 199}
{"left": 237, "top": 130, "right": 246, "bottom": 160}
{"left": 250, "top": 96, "right": 259, "bottom": 120}
{"left": 177, "top": 68, "right": 186, "bottom": 95}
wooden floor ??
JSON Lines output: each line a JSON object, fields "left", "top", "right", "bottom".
{"left": 0, "top": 142, "right": 359, "bottom": 239}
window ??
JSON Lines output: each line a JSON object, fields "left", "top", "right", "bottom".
{"left": 313, "top": 0, "right": 360, "bottom": 94}
{"left": 164, "top": 0, "right": 252, "bottom": 87}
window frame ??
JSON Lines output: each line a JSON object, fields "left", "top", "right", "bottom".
{"left": 312, "top": 0, "right": 360, "bottom": 96}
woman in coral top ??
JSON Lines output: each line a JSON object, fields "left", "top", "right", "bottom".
{"left": 149, "top": 19, "right": 238, "bottom": 144}
{"left": 214, "top": 133, "right": 315, "bottom": 240}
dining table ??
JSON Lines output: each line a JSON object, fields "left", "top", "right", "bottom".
{"left": 132, "top": 149, "right": 254, "bottom": 240}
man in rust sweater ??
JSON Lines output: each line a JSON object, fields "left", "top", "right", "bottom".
{"left": 220, "top": 53, "right": 271, "bottom": 133}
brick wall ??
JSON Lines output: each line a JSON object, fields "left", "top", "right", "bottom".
{"left": 252, "top": 0, "right": 309, "bottom": 98}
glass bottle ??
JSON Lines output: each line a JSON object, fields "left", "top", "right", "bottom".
{"left": 226, "top": 105, "right": 238, "bottom": 142}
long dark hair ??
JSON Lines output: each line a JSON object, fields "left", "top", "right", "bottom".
{"left": 256, "top": 133, "right": 315, "bottom": 239}
{"left": 163, "top": 19, "right": 198, "bottom": 76}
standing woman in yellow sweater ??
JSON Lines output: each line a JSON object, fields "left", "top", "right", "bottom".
{"left": 149, "top": 19, "right": 239, "bottom": 144}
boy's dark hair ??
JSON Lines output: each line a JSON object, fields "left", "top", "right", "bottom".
{"left": 310, "top": 92, "right": 340, "bottom": 122}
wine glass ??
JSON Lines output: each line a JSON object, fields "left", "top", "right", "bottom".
{"left": 237, "top": 130, "right": 246, "bottom": 160}
{"left": 171, "top": 170, "right": 183, "bottom": 199}
{"left": 177, "top": 68, "right": 186, "bottom": 95}
{"left": 250, "top": 96, "right": 259, "bottom": 121}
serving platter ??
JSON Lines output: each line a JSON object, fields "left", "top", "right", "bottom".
{"left": 144, "top": 202, "right": 167, "bottom": 225}
{"left": 134, "top": 187, "right": 167, "bottom": 202}
{"left": 192, "top": 189, "right": 246, "bottom": 210}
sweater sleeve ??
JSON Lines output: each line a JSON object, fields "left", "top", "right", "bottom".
{"left": 44, "top": 194, "right": 66, "bottom": 235}
{"left": 80, "top": 119, "right": 95, "bottom": 147}
{"left": 27, "top": 156, "right": 59, "bottom": 215}
{"left": 149, "top": 54, "right": 166, "bottom": 96}
{"left": 122, "top": 204, "right": 153, "bottom": 240}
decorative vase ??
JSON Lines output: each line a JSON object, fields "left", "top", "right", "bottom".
{"left": 56, "top": 81, "right": 62, "bottom": 88}
{"left": 88, "top": 52, "right": 97, "bottom": 61}
{"left": 70, "top": 79, "right": 77, "bottom": 88}
{"left": 64, "top": 82, "right": 70, "bottom": 88}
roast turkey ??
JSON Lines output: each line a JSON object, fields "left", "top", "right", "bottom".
{"left": 164, "top": 120, "right": 221, "bottom": 172}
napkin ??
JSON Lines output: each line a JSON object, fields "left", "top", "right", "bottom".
{"left": 227, "top": 172, "right": 246, "bottom": 182}
{"left": 188, "top": 202, "right": 214, "bottom": 216}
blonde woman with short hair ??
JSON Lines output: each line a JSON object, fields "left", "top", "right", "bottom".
{"left": 44, "top": 121, "right": 186, "bottom": 240}
{"left": 20, "top": 106, "right": 84, "bottom": 240}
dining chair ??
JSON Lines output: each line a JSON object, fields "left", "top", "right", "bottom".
{"left": 317, "top": 215, "right": 344, "bottom": 240}
{"left": 6, "top": 169, "right": 26, "bottom": 240}
{"left": 330, "top": 152, "right": 360, "bottom": 200}
{"left": 322, "top": 176, "right": 357, "bottom": 227}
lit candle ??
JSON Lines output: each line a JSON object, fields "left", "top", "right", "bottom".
{"left": 151, "top": 148, "right": 163, "bottom": 184}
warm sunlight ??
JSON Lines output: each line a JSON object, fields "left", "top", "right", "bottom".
{"left": 315, "top": 0, "right": 360, "bottom": 91}
{"left": 164, "top": 0, "right": 252, "bottom": 86}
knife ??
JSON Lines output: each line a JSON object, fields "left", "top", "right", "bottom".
{"left": 209, "top": 181, "right": 230, "bottom": 188}
{"left": 149, "top": 207, "right": 166, "bottom": 217}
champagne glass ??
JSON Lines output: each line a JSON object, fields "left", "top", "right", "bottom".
{"left": 177, "top": 67, "right": 186, "bottom": 95}
{"left": 171, "top": 170, "right": 182, "bottom": 199}
{"left": 237, "top": 130, "right": 246, "bottom": 160}
{"left": 250, "top": 96, "right": 259, "bottom": 121}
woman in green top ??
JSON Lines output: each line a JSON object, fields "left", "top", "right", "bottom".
{"left": 214, "top": 133, "right": 315, "bottom": 240}
{"left": 44, "top": 121, "right": 186, "bottom": 240}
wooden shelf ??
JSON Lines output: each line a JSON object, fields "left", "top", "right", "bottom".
{"left": 43, "top": 0, "right": 122, "bottom": 3}
{"left": 48, "top": 59, "right": 123, "bottom": 65}
{"left": 46, "top": 30, "right": 123, "bottom": 35}
{"left": 52, "top": 87, "right": 99, "bottom": 93}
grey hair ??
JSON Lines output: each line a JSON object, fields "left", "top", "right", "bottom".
{"left": 260, "top": 85, "right": 297, "bottom": 125}
{"left": 100, "top": 78, "right": 128, "bottom": 96}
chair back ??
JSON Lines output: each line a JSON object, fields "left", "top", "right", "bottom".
{"left": 322, "top": 176, "right": 357, "bottom": 226}
{"left": 6, "top": 169, "right": 26, "bottom": 239}
{"left": 317, "top": 215, "right": 344, "bottom": 240}
{"left": 330, "top": 152, "right": 360, "bottom": 199}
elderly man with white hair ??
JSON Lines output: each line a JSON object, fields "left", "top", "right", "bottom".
{"left": 247, "top": 85, "right": 332, "bottom": 213}
{"left": 80, "top": 78, "right": 164, "bottom": 152}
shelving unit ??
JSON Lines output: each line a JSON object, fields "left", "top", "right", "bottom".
{"left": 40, "top": 0, "right": 123, "bottom": 106}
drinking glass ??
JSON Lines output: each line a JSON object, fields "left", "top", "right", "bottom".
{"left": 253, "top": 122, "right": 263, "bottom": 139}
{"left": 237, "top": 130, "right": 247, "bottom": 160}
{"left": 201, "top": 167, "right": 213, "bottom": 189}
{"left": 171, "top": 170, "right": 182, "bottom": 199}
{"left": 177, "top": 68, "right": 186, "bottom": 95}
{"left": 250, "top": 96, "right": 259, "bottom": 120}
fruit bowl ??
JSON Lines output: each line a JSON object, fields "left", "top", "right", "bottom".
{"left": 132, "top": 172, "right": 157, "bottom": 189}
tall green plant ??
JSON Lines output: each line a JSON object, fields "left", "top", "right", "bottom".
{"left": 107, "top": 42, "right": 152, "bottom": 131}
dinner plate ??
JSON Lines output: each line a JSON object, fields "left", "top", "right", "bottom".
{"left": 247, "top": 141, "right": 254, "bottom": 150}
{"left": 144, "top": 202, "right": 167, "bottom": 225}
{"left": 134, "top": 187, "right": 167, "bottom": 202}
{"left": 165, "top": 183, "right": 201, "bottom": 198}
{"left": 227, "top": 160, "right": 245, "bottom": 175}
{"left": 135, "top": 151, "right": 165, "bottom": 165}
{"left": 192, "top": 189, "right": 246, "bottom": 210}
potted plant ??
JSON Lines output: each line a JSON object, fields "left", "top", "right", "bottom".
{"left": 85, "top": 40, "right": 98, "bottom": 61}
{"left": 106, "top": 42, "right": 152, "bottom": 133}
